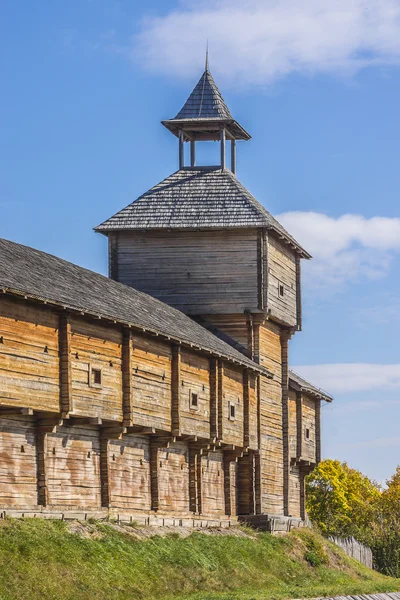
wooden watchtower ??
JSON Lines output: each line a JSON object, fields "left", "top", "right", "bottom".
{"left": 95, "top": 63, "right": 312, "bottom": 517}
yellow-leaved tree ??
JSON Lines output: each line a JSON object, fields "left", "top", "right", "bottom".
{"left": 306, "top": 459, "right": 380, "bottom": 539}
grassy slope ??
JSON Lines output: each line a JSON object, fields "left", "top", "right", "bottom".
{"left": 0, "top": 519, "right": 398, "bottom": 600}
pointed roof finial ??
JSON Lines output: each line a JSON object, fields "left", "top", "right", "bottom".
{"left": 205, "top": 41, "right": 209, "bottom": 71}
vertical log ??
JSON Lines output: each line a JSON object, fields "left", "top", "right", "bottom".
{"left": 189, "top": 446, "right": 199, "bottom": 513}
{"left": 299, "top": 468, "right": 306, "bottom": 520}
{"left": 296, "top": 255, "right": 302, "bottom": 331}
{"left": 150, "top": 438, "right": 159, "bottom": 511}
{"left": 196, "top": 451, "right": 202, "bottom": 515}
{"left": 217, "top": 361, "right": 224, "bottom": 442}
{"left": 36, "top": 425, "right": 48, "bottom": 507}
{"left": 223, "top": 452, "right": 235, "bottom": 516}
{"left": 243, "top": 369, "right": 250, "bottom": 447}
{"left": 281, "top": 331, "right": 290, "bottom": 516}
{"left": 315, "top": 399, "right": 321, "bottom": 465}
{"left": 179, "top": 130, "right": 184, "bottom": 169}
{"left": 231, "top": 139, "right": 236, "bottom": 174}
{"left": 209, "top": 358, "right": 219, "bottom": 440}
{"left": 296, "top": 391, "right": 303, "bottom": 460}
{"left": 190, "top": 141, "right": 196, "bottom": 167}
{"left": 220, "top": 129, "right": 226, "bottom": 170}
{"left": 171, "top": 345, "right": 181, "bottom": 436}
{"left": 59, "top": 313, "right": 72, "bottom": 418}
{"left": 122, "top": 329, "right": 133, "bottom": 427}
{"left": 100, "top": 434, "right": 111, "bottom": 507}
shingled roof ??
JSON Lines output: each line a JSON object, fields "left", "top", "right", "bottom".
{"left": 94, "top": 167, "right": 310, "bottom": 258}
{"left": 0, "top": 238, "right": 271, "bottom": 375}
{"left": 175, "top": 69, "right": 232, "bottom": 120}
{"left": 162, "top": 69, "right": 251, "bottom": 140}
{"left": 289, "top": 371, "right": 333, "bottom": 402}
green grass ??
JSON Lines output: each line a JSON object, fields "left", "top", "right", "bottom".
{"left": 0, "top": 519, "right": 397, "bottom": 600}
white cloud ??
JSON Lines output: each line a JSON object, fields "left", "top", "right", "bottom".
{"left": 133, "top": 0, "right": 400, "bottom": 86}
{"left": 292, "top": 363, "right": 400, "bottom": 393}
{"left": 277, "top": 212, "right": 400, "bottom": 292}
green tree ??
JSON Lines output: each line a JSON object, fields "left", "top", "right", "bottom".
{"left": 306, "top": 459, "right": 380, "bottom": 539}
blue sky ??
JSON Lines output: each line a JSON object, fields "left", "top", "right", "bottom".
{"left": 1, "top": 0, "right": 400, "bottom": 484}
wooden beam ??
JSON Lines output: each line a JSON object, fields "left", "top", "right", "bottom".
{"left": 189, "top": 445, "right": 201, "bottom": 514}
{"left": 150, "top": 438, "right": 159, "bottom": 511}
{"left": 209, "top": 358, "right": 219, "bottom": 440}
{"left": 220, "top": 128, "right": 226, "bottom": 170}
{"left": 0, "top": 407, "right": 33, "bottom": 416}
{"left": 217, "top": 361, "right": 224, "bottom": 442}
{"left": 296, "top": 391, "right": 303, "bottom": 461}
{"left": 171, "top": 345, "right": 181, "bottom": 436}
{"left": 231, "top": 139, "right": 236, "bottom": 174}
{"left": 59, "top": 314, "right": 72, "bottom": 418}
{"left": 100, "top": 433, "right": 111, "bottom": 507}
{"left": 122, "top": 328, "right": 133, "bottom": 427}
{"left": 190, "top": 141, "right": 196, "bottom": 167}
{"left": 281, "top": 331, "right": 290, "bottom": 517}
{"left": 36, "top": 420, "right": 48, "bottom": 506}
{"left": 315, "top": 399, "right": 321, "bottom": 465}
{"left": 243, "top": 369, "right": 250, "bottom": 448}
{"left": 179, "top": 130, "right": 184, "bottom": 169}
{"left": 296, "top": 255, "right": 302, "bottom": 331}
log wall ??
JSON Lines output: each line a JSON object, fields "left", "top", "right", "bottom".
{"left": 257, "top": 322, "right": 284, "bottom": 515}
{"left": 0, "top": 298, "right": 59, "bottom": 412}
{"left": 114, "top": 230, "right": 260, "bottom": 315}
{"left": 267, "top": 235, "right": 297, "bottom": 327}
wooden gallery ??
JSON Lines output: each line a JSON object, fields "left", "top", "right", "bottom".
{"left": 0, "top": 66, "right": 332, "bottom": 528}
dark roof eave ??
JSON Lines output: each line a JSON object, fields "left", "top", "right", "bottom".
{"left": 0, "top": 286, "right": 273, "bottom": 379}
{"left": 161, "top": 119, "right": 251, "bottom": 141}
{"left": 289, "top": 374, "right": 333, "bottom": 403}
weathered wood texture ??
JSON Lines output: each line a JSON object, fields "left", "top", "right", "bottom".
{"left": 180, "top": 349, "right": 210, "bottom": 439}
{"left": 108, "top": 434, "right": 151, "bottom": 510}
{"left": 114, "top": 230, "right": 259, "bottom": 315}
{"left": 131, "top": 333, "right": 172, "bottom": 431}
{"left": 200, "top": 314, "right": 250, "bottom": 352}
{"left": 289, "top": 464, "right": 302, "bottom": 518}
{"left": 46, "top": 424, "right": 101, "bottom": 508}
{"left": 267, "top": 235, "right": 297, "bottom": 327}
{"left": 302, "top": 395, "right": 316, "bottom": 463}
{"left": 257, "top": 322, "right": 284, "bottom": 515}
{"left": 288, "top": 389, "right": 298, "bottom": 458}
{"left": 0, "top": 415, "right": 37, "bottom": 507}
{"left": 70, "top": 318, "right": 123, "bottom": 422}
{"left": 201, "top": 450, "right": 225, "bottom": 516}
{"left": 0, "top": 297, "right": 59, "bottom": 411}
{"left": 220, "top": 364, "right": 244, "bottom": 446}
{"left": 244, "top": 370, "right": 258, "bottom": 450}
{"left": 157, "top": 441, "right": 189, "bottom": 513}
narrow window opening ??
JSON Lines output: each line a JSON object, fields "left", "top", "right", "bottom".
{"left": 229, "top": 402, "right": 236, "bottom": 421}
{"left": 305, "top": 428, "right": 310, "bottom": 440}
{"left": 279, "top": 284, "right": 284, "bottom": 297}
{"left": 190, "top": 392, "right": 198, "bottom": 409}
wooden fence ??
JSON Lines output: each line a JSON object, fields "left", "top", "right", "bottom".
{"left": 329, "top": 536, "right": 373, "bottom": 569}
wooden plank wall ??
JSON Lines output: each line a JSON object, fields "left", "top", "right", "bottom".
{"left": 257, "top": 322, "right": 284, "bottom": 515}
{"left": 70, "top": 318, "right": 123, "bottom": 422}
{"left": 114, "top": 230, "right": 260, "bottom": 315}
{"left": 289, "top": 465, "right": 301, "bottom": 518}
{"left": 221, "top": 364, "right": 244, "bottom": 447}
{"left": 131, "top": 333, "right": 172, "bottom": 431}
{"left": 302, "top": 396, "right": 316, "bottom": 463}
{"left": 157, "top": 441, "right": 190, "bottom": 513}
{"left": 288, "top": 390, "right": 297, "bottom": 458}
{"left": 0, "top": 298, "right": 59, "bottom": 411}
{"left": 201, "top": 450, "right": 225, "bottom": 516}
{"left": 108, "top": 434, "right": 151, "bottom": 510}
{"left": 0, "top": 415, "right": 37, "bottom": 507}
{"left": 180, "top": 349, "right": 210, "bottom": 439}
{"left": 267, "top": 235, "right": 297, "bottom": 327}
{"left": 46, "top": 424, "right": 101, "bottom": 508}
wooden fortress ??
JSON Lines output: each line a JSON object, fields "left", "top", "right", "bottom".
{"left": 0, "top": 65, "right": 332, "bottom": 527}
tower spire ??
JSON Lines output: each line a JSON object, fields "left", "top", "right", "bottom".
{"left": 205, "top": 41, "right": 209, "bottom": 71}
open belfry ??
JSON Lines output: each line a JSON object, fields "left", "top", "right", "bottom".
{"left": 0, "top": 62, "right": 332, "bottom": 529}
